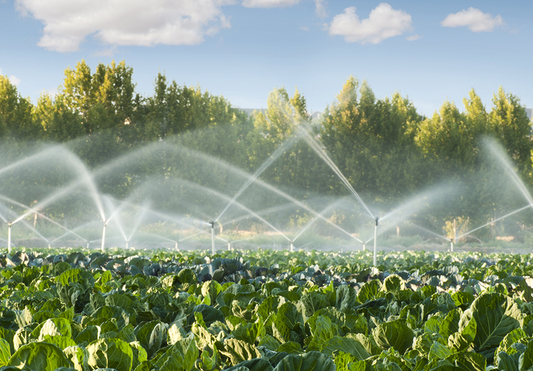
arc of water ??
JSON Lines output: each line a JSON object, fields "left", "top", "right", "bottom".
{"left": 298, "top": 125, "right": 375, "bottom": 220}
{"left": 292, "top": 200, "right": 363, "bottom": 243}
{"left": 107, "top": 197, "right": 209, "bottom": 231}
{"left": 485, "top": 138, "right": 533, "bottom": 206}
{"left": 456, "top": 204, "right": 532, "bottom": 240}
{"left": 0, "top": 195, "right": 87, "bottom": 242}
{"left": 411, "top": 224, "right": 451, "bottom": 242}
{"left": 102, "top": 197, "right": 128, "bottom": 244}
{"left": 143, "top": 177, "right": 293, "bottom": 242}
{"left": 216, "top": 132, "right": 303, "bottom": 222}
{"left": 17, "top": 218, "right": 50, "bottom": 245}
{"left": 126, "top": 203, "right": 150, "bottom": 242}
{"left": 90, "top": 140, "right": 369, "bottom": 239}
{"left": 179, "top": 230, "right": 208, "bottom": 243}
{"left": 12, "top": 147, "right": 106, "bottom": 224}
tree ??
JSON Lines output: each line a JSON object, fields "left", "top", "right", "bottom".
{"left": 60, "top": 60, "right": 137, "bottom": 135}
{"left": 0, "top": 76, "right": 40, "bottom": 139}
{"left": 489, "top": 87, "right": 532, "bottom": 175}
{"left": 33, "top": 93, "right": 84, "bottom": 142}
{"left": 320, "top": 77, "right": 426, "bottom": 206}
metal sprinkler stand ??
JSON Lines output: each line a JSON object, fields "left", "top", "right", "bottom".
{"left": 101, "top": 220, "right": 108, "bottom": 252}
{"left": 290, "top": 241, "right": 294, "bottom": 252}
{"left": 209, "top": 221, "right": 215, "bottom": 255}
{"left": 7, "top": 221, "right": 12, "bottom": 254}
{"left": 174, "top": 241, "right": 178, "bottom": 250}
{"left": 373, "top": 217, "right": 379, "bottom": 267}
{"left": 228, "top": 242, "right": 231, "bottom": 251}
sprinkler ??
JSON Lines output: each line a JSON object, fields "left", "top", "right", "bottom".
{"left": 174, "top": 241, "right": 178, "bottom": 250}
{"left": 373, "top": 217, "right": 379, "bottom": 267}
{"left": 86, "top": 241, "right": 90, "bottom": 250}
{"left": 126, "top": 240, "right": 129, "bottom": 249}
{"left": 47, "top": 242, "right": 51, "bottom": 249}
{"left": 450, "top": 239, "right": 454, "bottom": 252}
{"left": 101, "top": 220, "right": 108, "bottom": 252}
{"left": 362, "top": 243, "right": 366, "bottom": 251}
{"left": 7, "top": 222, "right": 12, "bottom": 254}
{"left": 209, "top": 221, "right": 215, "bottom": 255}
{"left": 290, "top": 240, "right": 294, "bottom": 252}
{"left": 228, "top": 242, "right": 231, "bottom": 251}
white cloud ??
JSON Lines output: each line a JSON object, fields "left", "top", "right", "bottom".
{"left": 441, "top": 8, "right": 504, "bottom": 32}
{"left": 314, "top": 0, "right": 327, "bottom": 18}
{"left": 407, "top": 34, "right": 421, "bottom": 41}
{"left": 0, "top": 69, "right": 21, "bottom": 86}
{"left": 329, "top": 3, "right": 412, "bottom": 44}
{"left": 15, "top": 0, "right": 235, "bottom": 52}
{"left": 92, "top": 47, "right": 116, "bottom": 57}
{"left": 242, "top": 0, "right": 299, "bottom": 8}
{"left": 9, "top": 76, "right": 21, "bottom": 86}
{"left": 300, "top": 26, "right": 310, "bottom": 31}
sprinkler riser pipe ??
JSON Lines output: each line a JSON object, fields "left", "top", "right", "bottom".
{"left": 290, "top": 242, "right": 294, "bottom": 252}
{"left": 373, "top": 219, "right": 379, "bottom": 267}
{"left": 228, "top": 242, "right": 231, "bottom": 251}
{"left": 174, "top": 241, "right": 178, "bottom": 250}
{"left": 210, "top": 221, "right": 215, "bottom": 255}
{"left": 450, "top": 241, "right": 454, "bottom": 252}
{"left": 7, "top": 223, "right": 11, "bottom": 254}
{"left": 101, "top": 221, "right": 107, "bottom": 252}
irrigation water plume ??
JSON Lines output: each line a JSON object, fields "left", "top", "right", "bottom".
{"left": 412, "top": 224, "right": 454, "bottom": 251}
{"left": 215, "top": 132, "right": 303, "bottom": 223}
{"left": 456, "top": 204, "right": 532, "bottom": 241}
{"left": 11, "top": 147, "right": 106, "bottom": 225}
{"left": 298, "top": 125, "right": 375, "bottom": 220}
{"left": 0, "top": 195, "right": 87, "bottom": 246}
{"left": 484, "top": 138, "right": 533, "bottom": 207}
{"left": 134, "top": 144, "right": 365, "bottom": 249}
{"left": 291, "top": 199, "right": 363, "bottom": 246}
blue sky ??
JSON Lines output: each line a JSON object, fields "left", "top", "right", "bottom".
{"left": 0, "top": 0, "right": 531, "bottom": 116}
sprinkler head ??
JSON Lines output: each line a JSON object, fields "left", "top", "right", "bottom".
{"left": 375, "top": 217, "right": 380, "bottom": 226}
{"left": 209, "top": 221, "right": 215, "bottom": 228}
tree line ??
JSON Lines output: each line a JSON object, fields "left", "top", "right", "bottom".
{"left": 0, "top": 60, "right": 531, "bottom": 239}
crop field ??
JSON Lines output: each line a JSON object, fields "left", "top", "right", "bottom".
{"left": 0, "top": 247, "right": 531, "bottom": 371}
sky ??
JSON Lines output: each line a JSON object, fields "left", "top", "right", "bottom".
{"left": 0, "top": 0, "right": 531, "bottom": 117}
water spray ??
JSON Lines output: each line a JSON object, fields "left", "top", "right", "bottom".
{"left": 373, "top": 217, "right": 379, "bottom": 267}
{"left": 209, "top": 221, "right": 215, "bottom": 255}
{"left": 101, "top": 220, "right": 108, "bottom": 252}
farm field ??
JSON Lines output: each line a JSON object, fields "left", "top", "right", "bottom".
{"left": 0, "top": 247, "right": 531, "bottom": 370}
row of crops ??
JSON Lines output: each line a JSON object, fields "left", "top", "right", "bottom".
{"left": 0, "top": 247, "right": 531, "bottom": 370}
